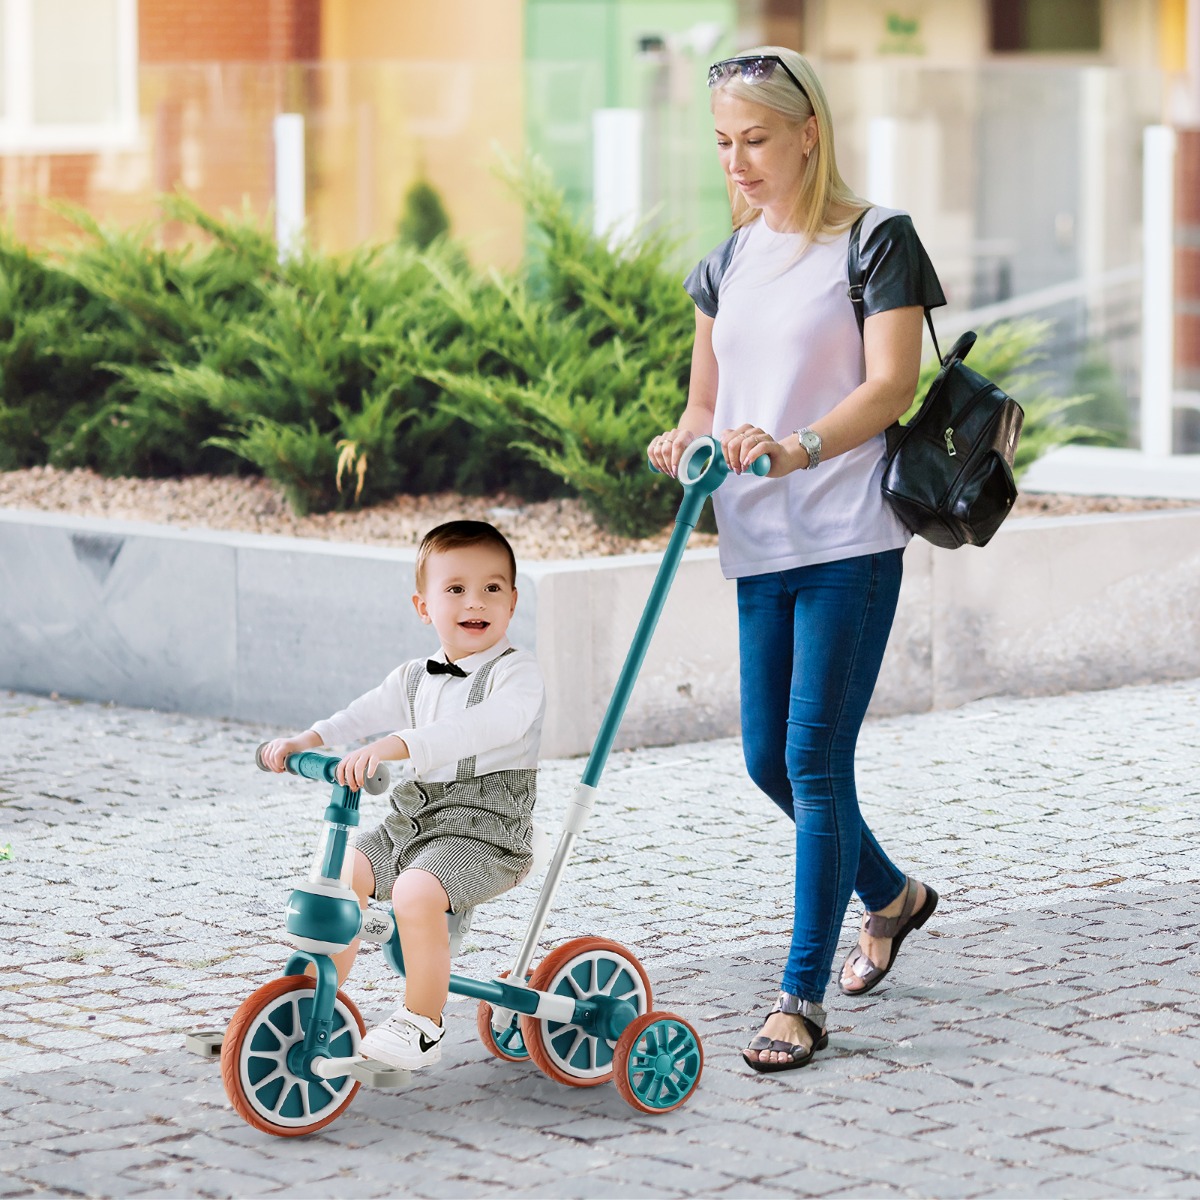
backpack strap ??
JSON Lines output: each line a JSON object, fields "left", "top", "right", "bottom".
{"left": 847, "top": 209, "right": 943, "bottom": 364}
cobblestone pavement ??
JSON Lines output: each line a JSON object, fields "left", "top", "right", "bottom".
{"left": 2, "top": 679, "right": 1199, "bottom": 1199}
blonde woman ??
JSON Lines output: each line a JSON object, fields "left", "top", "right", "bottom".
{"left": 647, "top": 48, "right": 943, "bottom": 1073}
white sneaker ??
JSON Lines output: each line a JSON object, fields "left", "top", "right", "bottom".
{"left": 359, "top": 1006, "right": 445, "bottom": 1070}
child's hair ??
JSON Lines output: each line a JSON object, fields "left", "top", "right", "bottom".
{"left": 415, "top": 520, "right": 518, "bottom": 591}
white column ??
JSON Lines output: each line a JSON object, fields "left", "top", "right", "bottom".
{"left": 867, "top": 117, "right": 900, "bottom": 207}
{"left": 273, "top": 113, "right": 306, "bottom": 263}
{"left": 1141, "top": 125, "right": 1176, "bottom": 458}
{"left": 1079, "top": 69, "right": 1107, "bottom": 334}
{"left": 592, "top": 108, "right": 642, "bottom": 245}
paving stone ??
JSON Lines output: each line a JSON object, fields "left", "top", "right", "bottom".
{"left": 4, "top": 681, "right": 1200, "bottom": 1197}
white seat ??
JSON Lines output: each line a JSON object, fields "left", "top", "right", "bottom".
{"left": 527, "top": 819, "right": 556, "bottom": 879}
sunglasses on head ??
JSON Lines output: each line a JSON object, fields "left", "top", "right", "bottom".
{"left": 707, "top": 55, "right": 811, "bottom": 107}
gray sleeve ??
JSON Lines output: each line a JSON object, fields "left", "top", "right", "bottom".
{"left": 682, "top": 232, "right": 740, "bottom": 317}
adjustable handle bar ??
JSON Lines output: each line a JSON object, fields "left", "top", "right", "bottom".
{"left": 648, "top": 435, "right": 770, "bottom": 496}
{"left": 254, "top": 743, "right": 390, "bottom": 795}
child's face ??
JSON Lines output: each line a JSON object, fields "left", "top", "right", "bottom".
{"left": 412, "top": 543, "right": 517, "bottom": 662}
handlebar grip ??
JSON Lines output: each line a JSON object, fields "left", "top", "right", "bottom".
{"left": 648, "top": 449, "right": 772, "bottom": 476}
{"left": 256, "top": 744, "right": 389, "bottom": 794}
{"left": 361, "top": 764, "right": 391, "bottom": 795}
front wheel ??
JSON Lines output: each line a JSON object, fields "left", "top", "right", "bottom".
{"left": 613, "top": 1012, "right": 704, "bottom": 1114}
{"left": 221, "top": 975, "right": 364, "bottom": 1137}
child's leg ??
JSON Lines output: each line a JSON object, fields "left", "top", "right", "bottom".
{"left": 390, "top": 868, "right": 452, "bottom": 1023}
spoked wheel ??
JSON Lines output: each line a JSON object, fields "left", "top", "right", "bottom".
{"left": 613, "top": 1011, "right": 704, "bottom": 1114}
{"left": 221, "top": 975, "right": 364, "bottom": 1137}
{"left": 521, "top": 937, "right": 652, "bottom": 1088}
{"left": 476, "top": 970, "right": 532, "bottom": 1064}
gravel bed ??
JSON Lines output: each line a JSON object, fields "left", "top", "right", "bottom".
{"left": 2, "top": 465, "right": 1197, "bottom": 560}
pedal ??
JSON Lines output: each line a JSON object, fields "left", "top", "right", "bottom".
{"left": 349, "top": 1057, "right": 411, "bottom": 1089}
{"left": 184, "top": 1029, "right": 225, "bottom": 1058}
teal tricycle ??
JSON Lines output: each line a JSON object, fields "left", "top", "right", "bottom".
{"left": 209, "top": 436, "right": 764, "bottom": 1136}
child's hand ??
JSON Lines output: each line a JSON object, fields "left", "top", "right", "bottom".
{"left": 336, "top": 735, "right": 408, "bottom": 791}
{"left": 260, "top": 732, "right": 320, "bottom": 772}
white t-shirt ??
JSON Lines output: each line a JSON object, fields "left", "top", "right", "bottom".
{"left": 684, "top": 206, "right": 945, "bottom": 579}
{"left": 309, "top": 637, "right": 545, "bottom": 783}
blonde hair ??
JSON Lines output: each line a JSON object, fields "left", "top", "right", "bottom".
{"left": 710, "top": 46, "right": 865, "bottom": 245}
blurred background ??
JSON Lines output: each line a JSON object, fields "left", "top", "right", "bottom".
{"left": 1, "top": 0, "right": 1197, "bottom": 453}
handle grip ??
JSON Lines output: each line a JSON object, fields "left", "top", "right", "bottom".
{"left": 648, "top": 437, "right": 771, "bottom": 480}
{"left": 254, "top": 743, "right": 390, "bottom": 794}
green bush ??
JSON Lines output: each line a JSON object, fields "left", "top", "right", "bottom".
{"left": 398, "top": 178, "right": 451, "bottom": 250}
{"left": 912, "top": 318, "right": 1101, "bottom": 478}
{"left": 0, "top": 165, "right": 1100, "bottom": 537}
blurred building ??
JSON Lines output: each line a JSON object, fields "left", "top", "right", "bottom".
{"left": 0, "top": 0, "right": 1196, "bottom": 447}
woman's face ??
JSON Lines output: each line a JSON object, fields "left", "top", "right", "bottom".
{"left": 712, "top": 91, "right": 816, "bottom": 231}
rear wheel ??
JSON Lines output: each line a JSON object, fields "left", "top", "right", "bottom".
{"left": 520, "top": 937, "right": 652, "bottom": 1088}
{"left": 221, "top": 975, "right": 364, "bottom": 1137}
{"left": 613, "top": 1011, "right": 704, "bottom": 1114}
{"left": 476, "top": 970, "right": 532, "bottom": 1064}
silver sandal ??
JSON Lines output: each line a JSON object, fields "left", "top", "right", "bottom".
{"left": 840, "top": 878, "right": 939, "bottom": 997}
{"left": 742, "top": 993, "right": 829, "bottom": 1074}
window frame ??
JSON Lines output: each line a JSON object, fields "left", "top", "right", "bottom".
{"left": 986, "top": 0, "right": 1106, "bottom": 59}
{"left": 0, "top": 0, "right": 139, "bottom": 153}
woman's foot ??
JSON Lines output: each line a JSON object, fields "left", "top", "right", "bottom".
{"left": 840, "top": 878, "right": 938, "bottom": 996}
{"left": 742, "top": 995, "right": 828, "bottom": 1073}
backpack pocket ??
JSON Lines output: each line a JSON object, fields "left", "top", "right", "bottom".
{"left": 946, "top": 450, "right": 1017, "bottom": 547}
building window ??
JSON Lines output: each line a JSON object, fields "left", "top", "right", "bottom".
{"left": 0, "top": 0, "right": 138, "bottom": 152}
{"left": 989, "top": 0, "right": 1102, "bottom": 54}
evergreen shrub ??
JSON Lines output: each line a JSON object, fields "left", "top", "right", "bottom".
{"left": 0, "top": 166, "right": 1097, "bottom": 537}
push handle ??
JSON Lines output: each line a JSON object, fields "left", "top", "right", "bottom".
{"left": 647, "top": 434, "right": 770, "bottom": 488}
{"left": 254, "top": 743, "right": 390, "bottom": 795}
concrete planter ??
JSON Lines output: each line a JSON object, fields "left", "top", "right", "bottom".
{"left": 3, "top": 508, "right": 1199, "bottom": 759}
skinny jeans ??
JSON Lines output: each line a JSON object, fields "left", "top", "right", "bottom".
{"left": 736, "top": 549, "right": 907, "bottom": 1002}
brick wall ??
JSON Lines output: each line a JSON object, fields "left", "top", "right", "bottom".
{"left": 140, "top": 0, "right": 320, "bottom": 63}
{"left": 4, "top": 0, "right": 321, "bottom": 249}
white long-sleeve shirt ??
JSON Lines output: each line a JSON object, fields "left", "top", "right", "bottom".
{"left": 309, "top": 637, "right": 545, "bottom": 783}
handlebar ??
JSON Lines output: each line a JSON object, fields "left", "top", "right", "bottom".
{"left": 648, "top": 434, "right": 771, "bottom": 494}
{"left": 255, "top": 743, "right": 390, "bottom": 795}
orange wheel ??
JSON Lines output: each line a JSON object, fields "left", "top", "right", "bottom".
{"left": 476, "top": 970, "right": 533, "bottom": 1064}
{"left": 613, "top": 1011, "right": 704, "bottom": 1114}
{"left": 520, "top": 937, "right": 653, "bottom": 1088}
{"left": 220, "top": 975, "right": 364, "bottom": 1137}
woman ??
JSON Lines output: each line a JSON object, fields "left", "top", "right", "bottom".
{"left": 647, "top": 47, "right": 943, "bottom": 1073}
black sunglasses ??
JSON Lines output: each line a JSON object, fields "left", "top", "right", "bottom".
{"left": 707, "top": 55, "right": 811, "bottom": 108}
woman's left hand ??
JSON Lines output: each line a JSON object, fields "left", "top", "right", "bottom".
{"left": 720, "top": 424, "right": 791, "bottom": 477}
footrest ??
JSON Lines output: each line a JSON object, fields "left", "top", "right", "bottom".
{"left": 184, "top": 1029, "right": 225, "bottom": 1058}
{"left": 349, "top": 1057, "right": 412, "bottom": 1089}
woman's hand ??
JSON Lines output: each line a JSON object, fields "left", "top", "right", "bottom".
{"left": 647, "top": 428, "right": 697, "bottom": 478}
{"left": 336, "top": 735, "right": 409, "bottom": 791}
{"left": 721, "top": 424, "right": 796, "bottom": 477}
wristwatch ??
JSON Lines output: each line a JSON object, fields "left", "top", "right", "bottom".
{"left": 795, "top": 427, "right": 823, "bottom": 470}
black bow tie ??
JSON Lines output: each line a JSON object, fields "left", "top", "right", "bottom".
{"left": 426, "top": 659, "right": 468, "bottom": 678}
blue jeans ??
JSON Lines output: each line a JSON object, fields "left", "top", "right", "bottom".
{"left": 737, "top": 549, "right": 907, "bottom": 1003}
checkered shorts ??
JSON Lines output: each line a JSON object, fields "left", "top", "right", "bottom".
{"left": 355, "top": 769, "right": 536, "bottom": 913}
